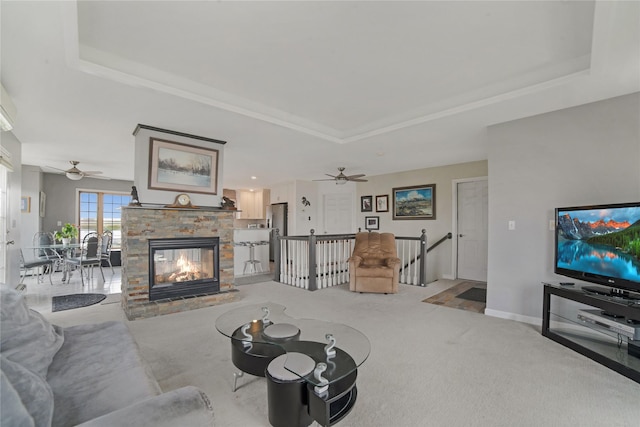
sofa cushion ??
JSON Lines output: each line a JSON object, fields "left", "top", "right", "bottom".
{"left": 75, "top": 386, "right": 215, "bottom": 427}
{"left": 356, "top": 265, "right": 394, "bottom": 278}
{"left": 48, "top": 321, "right": 162, "bottom": 426}
{"left": 1, "top": 371, "right": 35, "bottom": 427}
{"left": 0, "top": 285, "right": 64, "bottom": 379}
{"left": 1, "top": 355, "right": 54, "bottom": 427}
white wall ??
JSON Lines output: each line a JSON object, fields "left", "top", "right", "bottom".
{"left": 291, "top": 180, "right": 318, "bottom": 235}
{"left": 133, "top": 126, "right": 225, "bottom": 207}
{"left": 486, "top": 92, "right": 640, "bottom": 322}
{"left": 20, "top": 165, "right": 42, "bottom": 250}
{"left": 1, "top": 132, "right": 22, "bottom": 285}
{"left": 357, "top": 161, "right": 488, "bottom": 281}
{"left": 269, "top": 161, "right": 488, "bottom": 282}
{"left": 41, "top": 173, "right": 133, "bottom": 235}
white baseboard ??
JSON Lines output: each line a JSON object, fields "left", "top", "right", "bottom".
{"left": 442, "top": 274, "right": 455, "bottom": 280}
{"left": 484, "top": 308, "right": 541, "bottom": 326}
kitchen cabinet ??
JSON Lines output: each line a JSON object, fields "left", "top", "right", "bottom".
{"left": 236, "top": 189, "right": 270, "bottom": 219}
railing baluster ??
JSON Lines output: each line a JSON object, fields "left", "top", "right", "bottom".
{"left": 276, "top": 230, "right": 441, "bottom": 290}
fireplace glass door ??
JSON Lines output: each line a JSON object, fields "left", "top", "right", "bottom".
{"left": 149, "top": 237, "right": 220, "bottom": 301}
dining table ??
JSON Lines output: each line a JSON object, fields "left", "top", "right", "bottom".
{"left": 27, "top": 243, "right": 82, "bottom": 282}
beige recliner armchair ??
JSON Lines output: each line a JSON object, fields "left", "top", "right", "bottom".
{"left": 348, "top": 232, "right": 400, "bottom": 294}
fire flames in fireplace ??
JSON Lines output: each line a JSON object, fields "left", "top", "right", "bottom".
{"left": 149, "top": 237, "right": 220, "bottom": 301}
{"left": 156, "top": 252, "right": 212, "bottom": 284}
{"left": 155, "top": 250, "right": 213, "bottom": 285}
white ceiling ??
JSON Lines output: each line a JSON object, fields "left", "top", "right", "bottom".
{"left": 2, "top": 1, "right": 639, "bottom": 189}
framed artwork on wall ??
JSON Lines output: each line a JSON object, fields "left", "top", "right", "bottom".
{"left": 375, "top": 195, "right": 388, "bottom": 212}
{"left": 365, "top": 216, "right": 379, "bottom": 230}
{"left": 39, "top": 192, "right": 46, "bottom": 218}
{"left": 148, "top": 138, "right": 219, "bottom": 195}
{"left": 361, "top": 195, "right": 373, "bottom": 212}
{"left": 20, "top": 197, "right": 30, "bottom": 213}
{"left": 392, "top": 184, "right": 436, "bottom": 220}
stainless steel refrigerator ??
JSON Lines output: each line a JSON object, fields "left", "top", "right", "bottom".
{"left": 268, "top": 203, "right": 288, "bottom": 262}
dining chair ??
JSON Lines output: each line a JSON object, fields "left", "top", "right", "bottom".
{"left": 33, "top": 231, "right": 63, "bottom": 273}
{"left": 66, "top": 232, "right": 104, "bottom": 286}
{"left": 20, "top": 249, "right": 53, "bottom": 285}
{"left": 100, "top": 230, "right": 114, "bottom": 274}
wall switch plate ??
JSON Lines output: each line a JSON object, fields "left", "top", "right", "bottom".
{"left": 549, "top": 220, "right": 555, "bottom": 231}
{"left": 57, "top": 221, "right": 62, "bottom": 226}
{"left": 508, "top": 220, "right": 516, "bottom": 230}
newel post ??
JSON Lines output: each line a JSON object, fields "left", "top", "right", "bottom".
{"left": 273, "top": 228, "right": 281, "bottom": 283}
{"left": 419, "top": 229, "right": 427, "bottom": 287}
{"left": 308, "top": 229, "right": 317, "bottom": 291}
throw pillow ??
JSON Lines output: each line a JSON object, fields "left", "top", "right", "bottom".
{"left": 1, "top": 355, "right": 54, "bottom": 427}
{"left": 0, "top": 285, "right": 64, "bottom": 378}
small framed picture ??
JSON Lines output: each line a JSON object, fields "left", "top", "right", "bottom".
{"left": 20, "top": 197, "right": 30, "bottom": 213}
{"left": 376, "top": 195, "right": 389, "bottom": 212}
{"left": 39, "top": 192, "right": 46, "bottom": 218}
{"left": 365, "top": 216, "right": 379, "bottom": 230}
{"left": 361, "top": 195, "right": 373, "bottom": 212}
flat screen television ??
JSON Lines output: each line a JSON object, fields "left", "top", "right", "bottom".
{"left": 555, "top": 201, "right": 640, "bottom": 297}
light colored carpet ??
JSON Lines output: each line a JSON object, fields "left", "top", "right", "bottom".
{"left": 42, "top": 280, "right": 640, "bottom": 426}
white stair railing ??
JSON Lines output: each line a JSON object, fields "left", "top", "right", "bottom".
{"left": 274, "top": 229, "right": 435, "bottom": 290}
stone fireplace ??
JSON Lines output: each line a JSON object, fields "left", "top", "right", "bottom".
{"left": 148, "top": 237, "right": 220, "bottom": 301}
{"left": 121, "top": 206, "right": 235, "bottom": 320}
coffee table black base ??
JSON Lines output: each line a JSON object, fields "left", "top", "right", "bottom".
{"left": 266, "top": 370, "right": 315, "bottom": 427}
{"left": 231, "top": 340, "right": 285, "bottom": 378}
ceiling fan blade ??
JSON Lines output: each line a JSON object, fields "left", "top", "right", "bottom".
{"left": 345, "top": 174, "right": 365, "bottom": 179}
{"left": 81, "top": 171, "right": 103, "bottom": 175}
{"left": 349, "top": 178, "right": 368, "bottom": 182}
{"left": 313, "top": 178, "right": 337, "bottom": 181}
{"left": 324, "top": 174, "right": 337, "bottom": 178}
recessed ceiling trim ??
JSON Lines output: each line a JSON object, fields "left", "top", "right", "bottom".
{"left": 61, "top": 0, "right": 595, "bottom": 146}
{"left": 342, "top": 67, "right": 591, "bottom": 144}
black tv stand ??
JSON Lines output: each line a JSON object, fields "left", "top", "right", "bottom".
{"left": 582, "top": 285, "right": 640, "bottom": 301}
{"left": 582, "top": 285, "right": 611, "bottom": 295}
{"left": 542, "top": 282, "right": 640, "bottom": 384}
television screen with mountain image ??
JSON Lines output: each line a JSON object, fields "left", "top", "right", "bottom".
{"left": 555, "top": 202, "right": 640, "bottom": 296}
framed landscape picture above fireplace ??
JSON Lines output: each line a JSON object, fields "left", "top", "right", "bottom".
{"left": 148, "top": 138, "right": 219, "bottom": 195}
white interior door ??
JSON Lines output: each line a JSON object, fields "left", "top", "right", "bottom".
{"left": 323, "top": 193, "right": 352, "bottom": 234}
{"left": 457, "top": 179, "right": 488, "bottom": 282}
{"left": 0, "top": 165, "right": 8, "bottom": 284}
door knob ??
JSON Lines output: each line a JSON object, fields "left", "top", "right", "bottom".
{"left": 6, "top": 240, "right": 14, "bottom": 245}
{"left": 458, "top": 234, "right": 464, "bottom": 238}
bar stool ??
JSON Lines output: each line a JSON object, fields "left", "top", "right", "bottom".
{"left": 243, "top": 242, "right": 263, "bottom": 274}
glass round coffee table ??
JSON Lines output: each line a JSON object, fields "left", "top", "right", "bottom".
{"left": 215, "top": 302, "right": 370, "bottom": 427}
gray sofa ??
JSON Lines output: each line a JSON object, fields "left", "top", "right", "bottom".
{"left": 0, "top": 285, "right": 214, "bottom": 426}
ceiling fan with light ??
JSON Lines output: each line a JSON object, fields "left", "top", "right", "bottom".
{"left": 46, "top": 160, "right": 109, "bottom": 181}
{"left": 314, "top": 167, "right": 368, "bottom": 185}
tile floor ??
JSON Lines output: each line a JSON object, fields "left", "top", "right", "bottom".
{"left": 421, "top": 280, "right": 487, "bottom": 313}
{"left": 22, "top": 265, "right": 122, "bottom": 314}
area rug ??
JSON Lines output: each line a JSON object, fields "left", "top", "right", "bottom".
{"left": 422, "top": 281, "right": 487, "bottom": 313}
{"left": 52, "top": 294, "right": 106, "bottom": 312}
{"left": 456, "top": 287, "right": 487, "bottom": 302}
